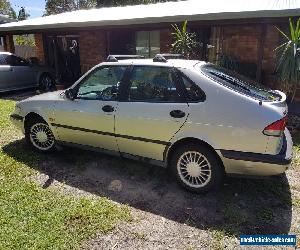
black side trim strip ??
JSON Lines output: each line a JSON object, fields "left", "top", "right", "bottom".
{"left": 52, "top": 123, "right": 115, "bottom": 136}
{"left": 51, "top": 123, "right": 171, "bottom": 146}
{"left": 117, "top": 133, "right": 171, "bottom": 146}
{"left": 10, "top": 114, "right": 23, "bottom": 121}
{"left": 220, "top": 149, "right": 291, "bottom": 165}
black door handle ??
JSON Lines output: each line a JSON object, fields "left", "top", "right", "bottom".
{"left": 102, "top": 105, "right": 114, "bottom": 112}
{"left": 170, "top": 110, "right": 186, "bottom": 118}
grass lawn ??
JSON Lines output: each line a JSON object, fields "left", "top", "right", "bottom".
{"left": 0, "top": 100, "right": 131, "bottom": 250}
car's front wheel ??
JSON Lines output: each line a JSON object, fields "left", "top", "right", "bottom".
{"left": 39, "top": 74, "right": 56, "bottom": 92}
{"left": 25, "top": 118, "right": 56, "bottom": 152}
{"left": 170, "top": 143, "right": 224, "bottom": 193}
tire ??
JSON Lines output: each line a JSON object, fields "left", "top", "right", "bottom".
{"left": 39, "top": 74, "right": 56, "bottom": 92}
{"left": 170, "top": 143, "right": 224, "bottom": 193}
{"left": 25, "top": 118, "right": 56, "bottom": 152}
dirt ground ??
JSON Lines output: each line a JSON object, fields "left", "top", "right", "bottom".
{"left": 2, "top": 90, "right": 300, "bottom": 249}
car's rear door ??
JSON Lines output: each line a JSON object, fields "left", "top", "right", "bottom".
{"left": 115, "top": 65, "right": 189, "bottom": 161}
{"left": 6, "top": 55, "right": 37, "bottom": 88}
{"left": 52, "top": 65, "right": 127, "bottom": 152}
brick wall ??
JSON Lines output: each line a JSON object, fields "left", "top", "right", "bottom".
{"left": 4, "top": 35, "right": 15, "bottom": 53}
{"left": 221, "top": 24, "right": 260, "bottom": 64}
{"left": 79, "top": 30, "right": 107, "bottom": 73}
{"left": 218, "top": 23, "right": 280, "bottom": 86}
{"left": 261, "top": 25, "right": 280, "bottom": 88}
{"left": 34, "top": 34, "right": 45, "bottom": 63}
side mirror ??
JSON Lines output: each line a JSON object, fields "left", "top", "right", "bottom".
{"left": 65, "top": 89, "right": 76, "bottom": 100}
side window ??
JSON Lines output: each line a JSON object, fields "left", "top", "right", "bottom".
{"left": 181, "top": 74, "right": 206, "bottom": 102}
{"left": 77, "top": 66, "right": 126, "bottom": 101}
{"left": 128, "top": 66, "right": 181, "bottom": 102}
{"left": 0, "top": 55, "right": 7, "bottom": 65}
{"left": 6, "top": 55, "right": 29, "bottom": 66}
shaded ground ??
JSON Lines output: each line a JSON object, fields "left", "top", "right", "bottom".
{"left": 1, "top": 90, "right": 300, "bottom": 249}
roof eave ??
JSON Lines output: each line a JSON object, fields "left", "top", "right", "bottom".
{"left": 0, "top": 9, "right": 299, "bottom": 34}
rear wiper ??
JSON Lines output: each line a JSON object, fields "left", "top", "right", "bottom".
{"left": 230, "top": 79, "right": 250, "bottom": 92}
{"left": 210, "top": 71, "right": 250, "bottom": 92}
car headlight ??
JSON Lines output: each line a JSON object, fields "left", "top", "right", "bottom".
{"left": 14, "top": 104, "right": 22, "bottom": 114}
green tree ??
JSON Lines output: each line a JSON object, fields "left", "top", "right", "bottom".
{"left": 45, "top": 0, "right": 181, "bottom": 15}
{"left": 275, "top": 18, "right": 300, "bottom": 102}
{"left": 0, "top": 0, "right": 16, "bottom": 19}
{"left": 17, "top": 7, "right": 30, "bottom": 20}
{"left": 96, "top": 0, "right": 178, "bottom": 7}
{"left": 45, "top": 0, "right": 77, "bottom": 15}
{"left": 78, "top": 0, "right": 97, "bottom": 9}
{"left": 15, "top": 35, "right": 35, "bottom": 46}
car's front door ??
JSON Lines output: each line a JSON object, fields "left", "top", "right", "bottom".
{"left": 115, "top": 65, "right": 189, "bottom": 161}
{"left": 6, "top": 55, "right": 37, "bottom": 88}
{"left": 52, "top": 65, "right": 127, "bottom": 152}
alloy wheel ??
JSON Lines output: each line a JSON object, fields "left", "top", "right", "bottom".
{"left": 177, "top": 151, "right": 212, "bottom": 188}
{"left": 29, "top": 123, "right": 55, "bottom": 151}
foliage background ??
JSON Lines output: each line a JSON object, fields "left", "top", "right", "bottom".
{"left": 0, "top": 0, "right": 16, "bottom": 18}
{"left": 45, "top": 0, "right": 183, "bottom": 15}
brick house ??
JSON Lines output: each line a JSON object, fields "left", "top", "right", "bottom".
{"left": 0, "top": 0, "right": 299, "bottom": 95}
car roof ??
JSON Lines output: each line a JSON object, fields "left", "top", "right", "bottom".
{"left": 102, "top": 59, "right": 207, "bottom": 69}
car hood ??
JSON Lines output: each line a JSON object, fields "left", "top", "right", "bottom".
{"left": 20, "top": 90, "right": 65, "bottom": 103}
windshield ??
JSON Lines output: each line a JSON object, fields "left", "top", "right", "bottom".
{"left": 200, "top": 64, "right": 281, "bottom": 101}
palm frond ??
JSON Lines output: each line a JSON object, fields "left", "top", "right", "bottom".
{"left": 276, "top": 17, "right": 300, "bottom": 102}
{"left": 275, "top": 26, "right": 289, "bottom": 41}
{"left": 171, "top": 20, "right": 198, "bottom": 58}
{"left": 289, "top": 18, "right": 296, "bottom": 40}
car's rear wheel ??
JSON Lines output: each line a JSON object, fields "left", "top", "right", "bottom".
{"left": 25, "top": 118, "right": 56, "bottom": 152}
{"left": 170, "top": 143, "right": 224, "bottom": 193}
{"left": 39, "top": 74, "right": 55, "bottom": 92}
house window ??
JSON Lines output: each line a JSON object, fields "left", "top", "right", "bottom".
{"left": 136, "top": 31, "right": 160, "bottom": 58}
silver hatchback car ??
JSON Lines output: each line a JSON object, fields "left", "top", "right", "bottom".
{"left": 10, "top": 54, "right": 293, "bottom": 193}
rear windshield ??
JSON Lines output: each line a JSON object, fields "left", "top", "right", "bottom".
{"left": 200, "top": 64, "right": 281, "bottom": 101}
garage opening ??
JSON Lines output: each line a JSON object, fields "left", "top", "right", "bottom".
{"left": 45, "top": 35, "right": 81, "bottom": 87}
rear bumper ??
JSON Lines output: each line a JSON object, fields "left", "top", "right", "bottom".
{"left": 220, "top": 129, "right": 293, "bottom": 176}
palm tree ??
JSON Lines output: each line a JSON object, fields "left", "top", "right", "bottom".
{"left": 275, "top": 18, "right": 300, "bottom": 102}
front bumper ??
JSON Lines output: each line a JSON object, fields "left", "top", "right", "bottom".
{"left": 220, "top": 129, "right": 293, "bottom": 176}
{"left": 10, "top": 114, "right": 25, "bottom": 133}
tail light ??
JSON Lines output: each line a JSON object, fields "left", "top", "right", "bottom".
{"left": 263, "top": 116, "right": 287, "bottom": 136}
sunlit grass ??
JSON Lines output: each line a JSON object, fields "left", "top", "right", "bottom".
{"left": 0, "top": 100, "right": 130, "bottom": 249}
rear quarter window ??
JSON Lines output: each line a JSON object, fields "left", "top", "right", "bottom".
{"left": 0, "top": 54, "right": 8, "bottom": 65}
{"left": 200, "top": 64, "right": 281, "bottom": 101}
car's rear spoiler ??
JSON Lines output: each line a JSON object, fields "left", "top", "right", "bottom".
{"left": 271, "top": 90, "right": 287, "bottom": 103}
